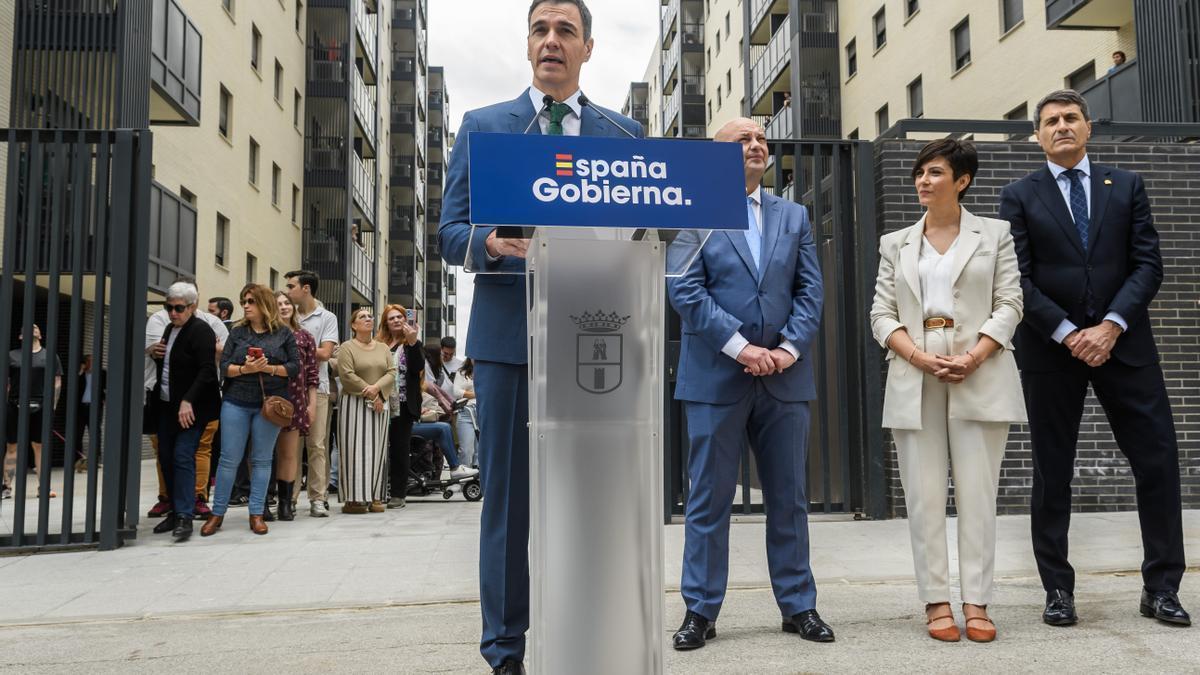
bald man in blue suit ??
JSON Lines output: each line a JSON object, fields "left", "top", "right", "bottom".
{"left": 436, "top": 2, "right": 642, "bottom": 673}
{"left": 667, "top": 118, "right": 832, "bottom": 651}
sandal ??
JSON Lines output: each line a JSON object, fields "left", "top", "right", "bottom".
{"left": 963, "top": 604, "right": 996, "bottom": 643}
{"left": 925, "top": 602, "right": 960, "bottom": 642}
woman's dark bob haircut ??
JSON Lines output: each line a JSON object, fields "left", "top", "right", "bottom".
{"left": 911, "top": 138, "right": 979, "bottom": 199}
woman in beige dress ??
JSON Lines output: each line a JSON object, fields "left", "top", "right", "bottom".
{"left": 336, "top": 308, "right": 396, "bottom": 514}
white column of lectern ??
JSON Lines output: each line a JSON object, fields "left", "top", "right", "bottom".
{"left": 525, "top": 229, "right": 665, "bottom": 675}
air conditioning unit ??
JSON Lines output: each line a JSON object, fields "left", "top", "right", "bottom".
{"left": 313, "top": 60, "right": 344, "bottom": 82}
{"left": 311, "top": 148, "right": 339, "bottom": 170}
{"left": 802, "top": 13, "right": 828, "bottom": 32}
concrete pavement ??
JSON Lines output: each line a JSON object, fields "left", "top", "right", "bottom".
{"left": 0, "top": 459, "right": 1197, "bottom": 672}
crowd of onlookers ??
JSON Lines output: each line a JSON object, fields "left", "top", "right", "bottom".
{"left": 2, "top": 270, "right": 479, "bottom": 541}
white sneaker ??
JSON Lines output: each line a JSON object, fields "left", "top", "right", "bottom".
{"left": 449, "top": 466, "right": 479, "bottom": 480}
{"left": 310, "top": 500, "right": 330, "bottom": 517}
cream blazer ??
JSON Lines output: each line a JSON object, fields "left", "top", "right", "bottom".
{"left": 870, "top": 208, "right": 1028, "bottom": 430}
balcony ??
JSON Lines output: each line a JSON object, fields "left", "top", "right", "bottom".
{"left": 350, "top": 239, "right": 374, "bottom": 301}
{"left": 1046, "top": 0, "right": 1133, "bottom": 30}
{"left": 147, "top": 182, "right": 198, "bottom": 293}
{"left": 391, "top": 103, "right": 415, "bottom": 133}
{"left": 428, "top": 198, "right": 442, "bottom": 222}
{"left": 681, "top": 22, "right": 703, "bottom": 51}
{"left": 305, "top": 136, "right": 346, "bottom": 187}
{"left": 390, "top": 155, "right": 415, "bottom": 187}
{"left": 661, "top": 0, "right": 679, "bottom": 46}
{"left": 308, "top": 44, "right": 347, "bottom": 99}
{"left": 392, "top": 50, "right": 416, "bottom": 81}
{"left": 354, "top": 0, "right": 378, "bottom": 72}
{"left": 751, "top": 26, "right": 791, "bottom": 108}
{"left": 1080, "top": 60, "right": 1141, "bottom": 121}
{"left": 429, "top": 126, "right": 443, "bottom": 149}
{"left": 352, "top": 68, "right": 377, "bottom": 142}
{"left": 662, "top": 43, "right": 681, "bottom": 87}
{"left": 351, "top": 153, "right": 376, "bottom": 226}
{"left": 765, "top": 106, "right": 793, "bottom": 139}
{"left": 150, "top": 0, "right": 202, "bottom": 126}
{"left": 663, "top": 89, "right": 681, "bottom": 131}
{"left": 393, "top": 5, "right": 416, "bottom": 28}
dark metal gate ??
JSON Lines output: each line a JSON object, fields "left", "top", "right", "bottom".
{"left": 0, "top": 129, "right": 152, "bottom": 552}
{"left": 664, "top": 139, "right": 885, "bottom": 522}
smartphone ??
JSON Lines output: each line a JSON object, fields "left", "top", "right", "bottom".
{"left": 247, "top": 347, "right": 264, "bottom": 360}
{"left": 406, "top": 309, "right": 416, "bottom": 326}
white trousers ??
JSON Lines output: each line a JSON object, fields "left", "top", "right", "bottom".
{"left": 892, "top": 328, "right": 1010, "bottom": 606}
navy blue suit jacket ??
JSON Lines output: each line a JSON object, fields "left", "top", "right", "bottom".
{"left": 999, "top": 163, "right": 1163, "bottom": 372}
{"left": 669, "top": 192, "right": 824, "bottom": 404}
{"left": 438, "top": 90, "right": 644, "bottom": 365}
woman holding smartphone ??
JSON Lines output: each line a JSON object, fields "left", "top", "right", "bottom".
{"left": 377, "top": 304, "right": 424, "bottom": 509}
{"left": 203, "top": 284, "right": 300, "bottom": 536}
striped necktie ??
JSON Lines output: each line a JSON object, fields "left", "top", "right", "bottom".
{"left": 1062, "top": 168, "right": 1090, "bottom": 251}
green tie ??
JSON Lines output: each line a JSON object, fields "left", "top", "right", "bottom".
{"left": 548, "top": 102, "right": 571, "bottom": 135}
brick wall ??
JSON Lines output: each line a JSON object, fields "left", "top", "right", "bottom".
{"left": 873, "top": 139, "right": 1200, "bottom": 517}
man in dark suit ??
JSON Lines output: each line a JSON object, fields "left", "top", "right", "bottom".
{"left": 437, "top": 1, "right": 643, "bottom": 672}
{"left": 999, "top": 89, "right": 1189, "bottom": 628}
{"left": 667, "top": 118, "right": 830, "bottom": 650}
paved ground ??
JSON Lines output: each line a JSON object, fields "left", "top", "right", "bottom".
{"left": 0, "top": 459, "right": 1197, "bottom": 673}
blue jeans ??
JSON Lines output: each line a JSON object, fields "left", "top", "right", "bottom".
{"left": 412, "top": 421, "right": 461, "bottom": 469}
{"left": 455, "top": 404, "right": 478, "bottom": 468}
{"left": 157, "top": 415, "right": 202, "bottom": 518}
{"left": 212, "top": 401, "right": 282, "bottom": 516}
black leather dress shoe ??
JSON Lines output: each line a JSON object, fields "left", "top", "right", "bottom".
{"left": 1043, "top": 589, "right": 1078, "bottom": 626}
{"left": 673, "top": 610, "right": 716, "bottom": 651}
{"left": 782, "top": 609, "right": 835, "bottom": 642}
{"left": 1140, "top": 590, "right": 1191, "bottom": 626}
{"left": 172, "top": 518, "right": 193, "bottom": 541}
{"left": 491, "top": 659, "right": 525, "bottom": 674}
{"left": 152, "top": 513, "right": 177, "bottom": 535}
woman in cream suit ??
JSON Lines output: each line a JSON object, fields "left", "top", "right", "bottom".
{"left": 870, "top": 139, "right": 1026, "bottom": 643}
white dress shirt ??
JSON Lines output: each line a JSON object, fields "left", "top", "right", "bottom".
{"left": 1044, "top": 155, "right": 1127, "bottom": 342}
{"left": 720, "top": 187, "right": 800, "bottom": 362}
{"left": 528, "top": 86, "right": 582, "bottom": 136}
{"left": 918, "top": 236, "right": 959, "bottom": 319}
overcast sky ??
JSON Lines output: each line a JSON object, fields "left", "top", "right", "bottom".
{"left": 427, "top": 1, "right": 659, "bottom": 347}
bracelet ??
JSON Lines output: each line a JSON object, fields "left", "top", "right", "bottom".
{"left": 966, "top": 351, "right": 981, "bottom": 368}
{"left": 907, "top": 345, "right": 919, "bottom": 363}
{"left": 237, "top": 365, "right": 243, "bottom": 376}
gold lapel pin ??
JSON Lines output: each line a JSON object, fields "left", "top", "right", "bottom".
{"left": 1104, "top": 179, "right": 1113, "bottom": 185}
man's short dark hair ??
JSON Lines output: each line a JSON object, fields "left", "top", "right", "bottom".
{"left": 440, "top": 336, "right": 457, "bottom": 350}
{"left": 1035, "top": 89, "right": 1090, "bottom": 128}
{"left": 208, "top": 297, "right": 234, "bottom": 320}
{"left": 285, "top": 269, "right": 319, "bottom": 295}
{"left": 1113, "top": 50, "right": 1126, "bottom": 59}
{"left": 911, "top": 139, "right": 979, "bottom": 198}
{"left": 528, "top": 0, "right": 592, "bottom": 41}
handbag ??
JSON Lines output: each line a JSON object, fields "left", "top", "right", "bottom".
{"left": 259, "top": 374, "right": 295, "bottom": 427}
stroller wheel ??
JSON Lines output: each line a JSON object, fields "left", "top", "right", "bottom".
{"left": 463, "top": 481, "right": 483, "bottom": 502}
{"left": 442, "top": 489, "right": 454, "bottom": 500}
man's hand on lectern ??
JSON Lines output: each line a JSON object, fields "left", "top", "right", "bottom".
{"left": 485, "top": 230, "right": 531, "bottom": 259}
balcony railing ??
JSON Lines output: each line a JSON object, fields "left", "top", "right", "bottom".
{"left": 392, "top": 4, "right": 415, "bottom": 28}
{"left": 392, "top": 50, "right": 415, "bottom": 80}
{"left": 150, "top": 0, "right": 202, "bottom": 125}
{"left": 391, "top": 103, "right": 415, "bottom": 132}
{"left": 751, "top": 25, "right": 791, "bottom": 107}
{"left": 661, "top": 0, "right": 679, "bottom": 43}
{"left": 351, "top": 152, "right": 376, "bottom": 224}
{"left": 766, "top": 106, "right": 793, "bottom": 139}
{"left": 750, "top": 0, "right": 773, "bottom": 36}
{"left": 353, "top": 68, "right": 377, "bottom": 140}
{"left": 350, "top": 238, "right": 373, "bottom": 301}
{"left": 354, "top": 0, "right": 378, "bottom": 69}
{"left": 391, "top": 155, "right": 414, "bottom": 186}
{"left": 307, "top": 135, "right": 346, "bottom": 172}
{"left": 663, "top": 88, "right": 681, "bottom": 130}
{"left": 681, "top": 22, "right": 703, "bottom": 49}
{"left": 1080, "top": 60, "right": 1142, "bottom": 122}
{"left": 682, "top": 74, "right": 704, "bottom": 97}
{"left": 663, "top": 39, "right": 680, "bottom": 82}
{"left": 309, "top": 44, "right": 346, "bottom": 84}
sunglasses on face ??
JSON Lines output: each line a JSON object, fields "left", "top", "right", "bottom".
{"left": 242, "top": 298, "right": 257, "bottom": 306}
{"left": 163, "top": 303, "right": 189, "bottom": 313}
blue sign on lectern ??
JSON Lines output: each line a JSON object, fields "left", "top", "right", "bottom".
{"left": 469, "top": 133, "right": 749, "bottom": 231}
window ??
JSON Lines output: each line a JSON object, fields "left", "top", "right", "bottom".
{"left": 274, "top": 60, "right": 283, "bottom": 102}
{"left": 876, "top": 104, "right": 889, "bottom": 136}
{"left": 706, "top": 47, "right": 711, "bottom": 71}
{"left": 726, "top": 69, "right": 732, "bottom": 92}
{"left": 294, "top": 90, "right": 302, "bottom": 127}
{"left": 847, "top": 128, "right": 859, "bottom": 140}
{"left": 725, "top": 12, "right": 731, "bottom": 37}
{"left": 707, "top": 101, "right": 713, "bottom": 123}
{"left": 715, "top": 31, "right": 721, "bottom": 54}
{"left": 908, "top": 76, "right": 923, "bottom": 118}
{"left": 1005, "top": 103, "right": 1030, "bottom": 140}
{"left": 1001, "top": 0, "right": 1024, "bottom": 33}
{"left": 717, "top": 85, "right": 722, "bottom": 108}
{"left": 292, "top": 185, "right": 300, "bottom": 223}
{"left": 906, "top": 0, "right": 919, "bottom": 18}
{"left": 223, "top": 0, "right": 234, "bottom": 15}
{"left": 215, "top": 214, "right": 229, "bottom": 267}
{"left": 246, "top": 253, "right": 257, "bottom": 284}
{"left": 270, "top": 268, "right": 279, "bottom": 289}
{"left": 952, "top": 19, "right": 971, "bottom": 72}
{"left": 180, "top": 187, "right": 196, "bottom": 206}
{"left": 248, "top": 137, "right": 259, "bottom": 185}
{"left": 738, "top": 38, "right": 743, "bottom": 65}
{"left": 295, "top": 0, "right": 303, "bottom": 33}
{"left": 1067, "top": 62, "right": 1096, "bottom": 91}
{"left": 873, "top": 7, "right": 887, "bottom": 49}
{"left": 251, "top": 24, "right": 262, "bottom": 71}
{"left": 846, "top": 39, "right": 857, "bottom": 77}
{"left": 271, "top": 163, "right": 281, "bottom": 206}
{"left": 218, "top": 86, "right": 232, "bottom": 138}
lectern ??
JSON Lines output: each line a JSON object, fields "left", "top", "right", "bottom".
{"left": 466, "top": 133, "right": 747, "bottom": 674}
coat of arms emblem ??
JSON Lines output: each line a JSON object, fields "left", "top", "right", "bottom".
{"left": 572, "top": 310, "right": 628, "bottom": 394}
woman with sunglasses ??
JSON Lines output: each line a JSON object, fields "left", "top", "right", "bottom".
{"left": 203, "top": 284, "right": 300, "bottom": 536}
{"left": 336, "top": 308, "right": 396, "bottom": 514}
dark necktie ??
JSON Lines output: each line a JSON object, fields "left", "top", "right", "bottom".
{"left": 548, "top": 102, "right": 571, "bottom": 136}
{"left": 1062, "top": 168, "right": 1090, "bottom": 251}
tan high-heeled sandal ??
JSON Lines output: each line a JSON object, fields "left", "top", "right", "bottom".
{"left": 963, "top": 604, "right": 997, "bottom": 643}
{"left": 926, "top": 603, "right": 961, "bottom": 642}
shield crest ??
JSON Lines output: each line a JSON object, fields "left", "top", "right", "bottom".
{"left": 576, "top": 333, "right": 623, "bottom": 394}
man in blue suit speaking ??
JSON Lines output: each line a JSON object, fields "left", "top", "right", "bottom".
{"left": 668, "top": 118, "right": 832, "bottom": 651}
{"left": 437, "top": 1, "right": 642, "bottom": 673}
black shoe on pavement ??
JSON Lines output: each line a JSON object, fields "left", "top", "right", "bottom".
{"left": 782, "top": 609, "right": 835, "bottom": 642}
{"left": 672, "top": 610, "right": 716, "bottom": 651}
{"left": 1140, "top": 590, "right": 1191, "bottom": 626}
{"left": 229, "top": 494, "right": 249, "bottom": 508}
{"left": 1043, "top": 589, "right": 1078, "bottom": 626}
{"left": 172, "top": 518, "right": 193, "bottom": 541}
{"left": 492, "top": 659, "right": 525, "bottom": 675}
{"left": 152, "top": 513, "right": 177, "bottom": 534}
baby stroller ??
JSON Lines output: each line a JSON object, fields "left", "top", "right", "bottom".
{"left": 407, "top": 434, "right": 482, "bottom": 501}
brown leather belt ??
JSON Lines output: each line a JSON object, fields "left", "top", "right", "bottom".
{"left": 923, "top": 317, "right": 955, "bottom": 329}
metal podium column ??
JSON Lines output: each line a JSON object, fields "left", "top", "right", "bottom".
{"left": 526, "top": 230, "right": 665, "bottom": 675}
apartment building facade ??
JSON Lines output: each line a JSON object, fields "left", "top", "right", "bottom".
{"left": 423, "top": 65, "right": 455, "bottom": 340}
{"left": 387, "top": 0, "right": 427, "bottom": 319}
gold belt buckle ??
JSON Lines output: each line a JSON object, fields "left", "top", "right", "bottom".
{"left": 925, "top": 317, "right": 947, "bottom": 329}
